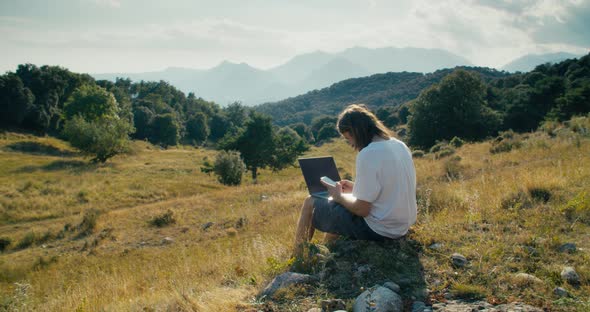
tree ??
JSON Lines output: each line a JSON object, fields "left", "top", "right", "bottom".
{"left": 63, "top": 115, "right": 134, "bottom": 163}
{"left": 0, "top": 73, "right": 35, "bottom": 127}
{"left": 408, "top": 69, "right": 500, "bottom": 149}
{"left": 208, "top": 113, "right": 231, "bottom": 142}
{"left": 132, "top": 106, "right": 154, "bottom": 140}
{"left": 186, "top": 112, "right": 209, "bottom": 144}
{"left": 221, "top": 112, "right": 308, "bottom": 182}
{"left": 224, "top": 101, "right": 248, "bottom": 128}
{"left": 63, "top": 84, "right": 118, "bottom": 122}
{"left": 272, "top": 127, "right": 309, "bottom": 171}
{"left": 151, "top": 113, "right": 180, "bottom": 147}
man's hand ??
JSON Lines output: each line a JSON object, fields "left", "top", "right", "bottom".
{"left": 340, "top": 179, "right": 354, "bottom": 194}
{"left": 320, "top": 179, "right": 343, "bottom": 200}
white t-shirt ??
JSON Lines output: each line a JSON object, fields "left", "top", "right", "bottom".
{"left": 352, "top": 137, "right": 417, "bottom": 238}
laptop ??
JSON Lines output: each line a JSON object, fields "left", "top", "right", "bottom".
{"left": 298, "top": 156, "right": 341, "bottom": 200}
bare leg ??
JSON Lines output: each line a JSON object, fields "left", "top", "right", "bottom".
{"left": 293, "top": 196, "right": 315, "bottom": 257}
{"left": 323, "top": 233, "right": 339, "bottom": 244}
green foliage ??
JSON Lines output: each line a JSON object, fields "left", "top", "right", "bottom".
{"left": 132, "top": 106, "right": 154, "bottom": 140}
{"left": 63, "top": 84, "right": 119, "bottom": 122}
{"left": 310, "top": 115, "right": 338, "bottom": 141}
{"left": 221, "top": 112, "right": 308, "bottom": 181}
{"left": 185, "top": 112, "right": 209, "bottom": 144}
{"left": 408, "top": 69, "right": 501, "bottom": 149}
{"left": 213, "top": 150, "right": 245, "bottom": 186}
{"left": 151, "top": 113, "right": 180, "bottom": 147}
{"left": 63, "top": 115, "right": 134, "bottom": 163}
{"left": 443, "top": 156, "right": 463, "bottom": 180}
{"left": 289, "top": 122, "right": 314, "bottom": 143}
{"left": 0, "top": 73, "right": 35, "bottom": 127}
{"left": 149, "top": 210, "right": 176, "bottom": 227}
{"left": 450, "top": 136, "right": 465, "bottom": 147}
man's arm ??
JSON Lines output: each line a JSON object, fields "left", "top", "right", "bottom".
{"left": 321, "top": 180, "right": 371, "bottom": 217}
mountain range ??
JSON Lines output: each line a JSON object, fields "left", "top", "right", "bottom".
{"left": 93, "top": 47, "right": 472, "bottom": 106}
{"left": 93, "top": 48, "right": 581, "bottom": 106}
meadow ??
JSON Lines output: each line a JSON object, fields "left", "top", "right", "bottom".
{"left": 0, "top": 117, "right": 589, "bottom": 311}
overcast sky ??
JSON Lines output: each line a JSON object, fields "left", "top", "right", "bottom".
{"left": 1, "top": 0, "right": 588, "bottom": 74}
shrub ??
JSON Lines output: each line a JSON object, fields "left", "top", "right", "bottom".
{"left": 450, "top": 283, "right": 486, "bottom": 300}
{"left": 149, "top": 210, "right": 176, "bottom": 227}
{"left": 63, "top": 115, "right": 134, "bottom": 163}
{"left": 490, "top": 131, "right": 522, "bottom": 154}
{"left": 0, "top": 237, "right": 11, "bottom": 251}
{"left": 450, "top": 136, "right": 465, "bottom": 148}
{"left": 213, "top": 150, "right": 245, "bottom": 186}
{"left": 435, "top": 146, "right": 456, "bottom": 159}
{"left": 429, "top": 141, "right": 448, "bottom": 153}
{"left": 501, "top": 190, "right": 533, "bottom": 210}
{"left": 561, "top": 192, "right": 590, "bottom": 224}
{"left": 412, "top": 150, "right": 425, "bottom": 158}
{"left": 528, "top": 187, "right": 552, "bottom": 203}
{"left": 444, "top": 156, "right": 463, "bottom": 180}
{"left": 76, "top": 209, "right": 99, "bottom": 238}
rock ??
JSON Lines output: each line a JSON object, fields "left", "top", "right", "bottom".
{"left": 201, "top": 222, "right": 214, "bottom": 231}
{"left": 411, "top": 301, "right": 426, "bottom": 312}
{"left": 321, "top": 299, "right": 346, "bottom": 311}
{"left": 307, "top": 308, "right": 322, "bottom": 312}
{"left": 383, "top": 281, "right": 401, "bottom": 293}
{"left": 553, "top": 287, "right": 569, "bottom": 297}
{"left": 259, "top": 272, "right": 316, "bottom": 298}
{"left": 353, "top": 286, "right": 403, "bottom": 312}
{"left": 450, "top": 253, "right": 468, "bottom": 268}
{"left": 428, "top": 243, "right": 443, "bottom": 250}
{"left": 513, "top": 273, "right": 543, "bottom": 285}
{"left": 561, "top": 267, "right": 580, "bottom": 285}
{"left": 161, "top": 237, "right": 174, "bottom": 244}
{"left": 558, "top": 243, "right": 577, "bottom": 253}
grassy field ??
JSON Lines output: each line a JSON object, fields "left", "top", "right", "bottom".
{"left": 0, "top": 117, "right": 589, "bottom": 311}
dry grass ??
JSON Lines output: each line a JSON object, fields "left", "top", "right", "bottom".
{"left": 1, "top": 122, "right": 589, "bottom": 311}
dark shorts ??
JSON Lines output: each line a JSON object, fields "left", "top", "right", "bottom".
{"left": 311, "top": 197, "right": 386, "bottom": 241}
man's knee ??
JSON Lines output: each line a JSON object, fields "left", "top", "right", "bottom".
{"left": 302, "top": 196, "right": 314, "bottom": 214}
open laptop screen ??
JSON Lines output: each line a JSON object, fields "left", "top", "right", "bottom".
{"left": 298, "top": 156, "right": 341, "bottom": 195}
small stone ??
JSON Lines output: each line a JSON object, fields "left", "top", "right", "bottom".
{"left": 307, "top": 308, "right": 322, "bottom": 312}
{"left": 513, "top": 273, "right": 543, "bottom": 285}
{"left": 411, "top": 301, "right": 426, "bottom": 312}
{"left": 321, "top": 299, "right": 345, "bottom": 311}
{"left": 428, "top": 243, "right": 443, "bottom": 250}
{"left": 383, "top": 281, "right": 401, "bottom": 293}
{"left": 201, "top": 222, "right": 214, "bottom": 231}
{"left": 558, "top": 243, "right": 577, "bottom": 253}
{"left": 451, "top": 253, "right": 468, "bottom": 268}
{"left": 553, "top": 287, "right": 569, "bottom": 297}
{"left": 561, "top": 267, "right": 580, "bottom": 285}
{"left": 162, "top": 237, "right": 174, "bottom": 244}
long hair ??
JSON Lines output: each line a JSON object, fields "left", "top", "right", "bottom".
{"left": 337, "top": 104, "right": 392, "bottom": 151}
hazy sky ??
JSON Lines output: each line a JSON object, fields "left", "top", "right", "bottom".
{"left": 1, "top": 0, "right": 589, "bottom": 74}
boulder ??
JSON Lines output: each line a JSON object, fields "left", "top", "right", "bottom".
{"left": 383, "top": 281, "right": 401, "bottom": 293}
{"left": 353, "top": 286, "right": 403, "bottom": 312}
{"left": 558, "top": 243, "right": 577, "bottom": 253}
{"left": 553, "top": 287, "right": 569, "bottom": 297}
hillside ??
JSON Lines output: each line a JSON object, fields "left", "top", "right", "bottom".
{"left": 501, "top": 52, "right": 582, "bottom": 73}
{"left": 256, "top": 66, "right": 510, "bottom": 126}
{"left": 1, "top": 116, "right": 589, "bottom": 311}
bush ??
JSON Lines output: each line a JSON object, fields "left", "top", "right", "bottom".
{"left": 490, "top": 131, "right": 522, "bottom": 154}
{"left": 450, "top": 136, "right": 465, "bottom": 148}
{"left": 76, "top": 209, "right": 99, "bottom": 238}
{"left": 444, "top": 156, "right": 463, "bottom": 180}
{"left": 149, "top": 210, "right": 176, "bottom": 227}
{"left": 213, "top": 150, "right": 245, "bottom": 186}
{"left": 501, "top": 190, "right": 533, "bottom": 210}
{"left": 63, "top": 115, "right": 134, "bottom": 163}
{"left": 412, "top": 150, "right": 425, "bottom": 158}
{"left": 561, "top": 192, "right": 590, "bottom": 224}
